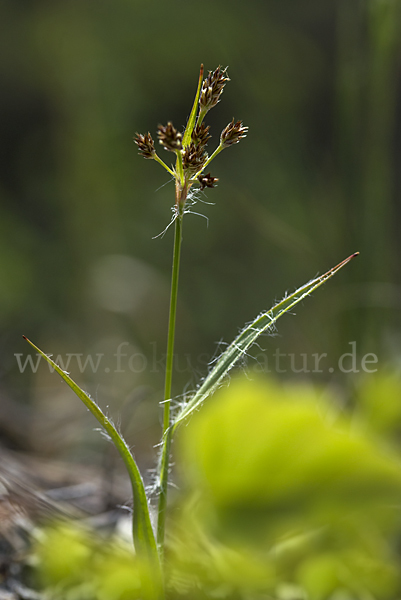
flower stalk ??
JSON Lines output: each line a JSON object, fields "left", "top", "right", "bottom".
{"left": 157, "top": 212, "right": 182, "bottom": 556}
{"left": 135, "top": 65, "right": 248, "bottom": 558}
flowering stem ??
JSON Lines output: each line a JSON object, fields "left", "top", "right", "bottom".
{"left": 157, "top": 200, "right": 184, "bottom": 555}
{"left": 163, "top": 212, "right": 182, "bottom": 431}
{"left": 135, "top": 64, "right": 247, "bottom": 570}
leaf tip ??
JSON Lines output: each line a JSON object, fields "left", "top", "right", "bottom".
{"left": 22, "top": 335, "right": 28, "bottom": 340}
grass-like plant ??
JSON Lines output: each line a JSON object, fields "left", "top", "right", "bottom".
{"left": 23, "top": 65, "right": 358, "bottom": 599}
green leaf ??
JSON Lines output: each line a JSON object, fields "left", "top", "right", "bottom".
{"left": 180, "top": 376, "right": 401, "bottom": 514}
{"left": 182, "top": 64, "right": 204, "bottom": 148}
{"left": 22, "top": 336, "right": 163, "bottom": 598}
{"left": 172, "top": 253, "right": 359, "bottom": 432}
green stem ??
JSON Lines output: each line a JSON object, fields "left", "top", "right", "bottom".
{"left": 153, "top": 154, "right": 176, "bottom": 178}
{"left": 157, "top": 427, "right": 172, "bottom": 555}
{"left": 157, "top": 204, "right": 184, "bottom": 553}
{"left": 175, "top": 150, "right": 185, "bottom": 186}
{"left": 196, "top": 108, "right": 207, "bottom": 128}
{"left": 163, "top": 212, "right": 183, "bottom": 431}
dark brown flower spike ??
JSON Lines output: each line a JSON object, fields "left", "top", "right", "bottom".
{"left": 182, "top": 142, "right": 208, "bottom": 176}
{"left": 134, "top": 132, "right": 155, "bottom": 159}
{"left": 135, "top": 67, "right": 247, "bottom": 190}
{"left": 199, "top": 66, "right": 230, "bottom": 114}
{"left": 191, "top": 123, "right": 211, "bottom": 148}
{"left": 198, "top": 172, "right": 218, "bottom": 191}
{"left": 220, "top": 119, "right": 248, "bottom": 147}
{"left": 157, "top": 122, "right": 183, "bottom": 152}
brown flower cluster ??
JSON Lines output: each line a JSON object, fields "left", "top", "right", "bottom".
{"left": 134, "top": 132, "right": 155, "bottom": 159}
{"left": 198, "top": 172, "right": 218, "bottom": 191}
{"left": 134, "top": 65, "right": 247, "bottom": 197}
{"left": 157, "top": 122, "right": 182, "bottom": 152}
{"left": 182, "top": 124, "right": 211, "bottom": 176}
{"left": 220, "top": 119, "right": 248, "bottom": 147}
{"left": 199, "top": 66, "right": 230, "bottom": 114}
{"left": 191, "top": 123, "right": 211, "bottom": 147}
{"left": 182, "top": 143, "right": 207, "bottom": 177}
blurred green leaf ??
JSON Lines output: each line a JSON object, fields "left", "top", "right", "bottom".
{"left": 180, "top": 376, "right": 401, "bottom": 523}
{"left": 174, "top": 375, "right": 401, "bottom": 598}
{"left": 36, "top": 523, "right": 148, "bottom": 600}
{"left": 355, "top": 371, "right": 401, "bottom": 439}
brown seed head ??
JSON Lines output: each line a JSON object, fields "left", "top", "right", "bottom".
{"left": 134, "top": 132, "right": 155, "bottom": 159}
{"left": 220, "top": 119, "right": 248, "bottom": 147}
{"left": 199, "top": 66, "right": 230, "bottom": 113}
{"left": 198, "top": 172, "right": 218, "bottom": 191}
{"left": 182, "top": 142, "right": 208, "bottom": 176}
{"left": 191, "top": 123, "right": 211, "bottom": 148}
{"left": 157, "top": 122, "right": 183, "bottom": 152}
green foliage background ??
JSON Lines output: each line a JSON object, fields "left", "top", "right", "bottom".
{"left": 1, "top": 0, "right": 401, "bottom": 462}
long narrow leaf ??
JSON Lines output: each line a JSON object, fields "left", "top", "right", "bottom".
{"left": 22, "top": 336, "right": 163, "bottom": 594}
{"left": 182, "top": 64, "right": 204, "bottom": 148}
{"left": 172, "top": 253, "right": 358, "bottom": 432}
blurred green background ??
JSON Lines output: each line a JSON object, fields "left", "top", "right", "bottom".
{"left": 1, "top": 0, "right": 401, "bottom": 464}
